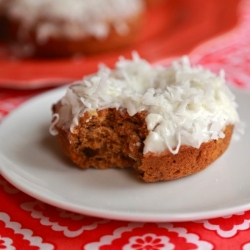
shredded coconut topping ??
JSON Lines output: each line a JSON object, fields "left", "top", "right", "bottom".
{"left": 52, "top": 53, "right": 240, "bottom": 154}
{"left": 6, "top": 0, "right": 144, "bottom": 42}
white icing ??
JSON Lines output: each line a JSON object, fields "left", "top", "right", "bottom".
{"left": 52, "top": 53, "right": 240, "bottom": 155}
{"left": 6, "top": 0, "right": 144, "bottom": 42}
{"left": 49, "top": 113, "right": 60, "bottom": 136}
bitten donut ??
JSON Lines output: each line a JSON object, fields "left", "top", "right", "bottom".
{"left": 50, "top": 54, "right": 240, "bottom": 182}
{"left": 5, "top": 0, "right": 145, "bottom": 57}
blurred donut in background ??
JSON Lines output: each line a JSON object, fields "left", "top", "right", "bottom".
{"left": 0, "top": 0, "right": 8, "bottom": 40}
{"left": 3, "top": 0, "right": 145, "bottom": 57}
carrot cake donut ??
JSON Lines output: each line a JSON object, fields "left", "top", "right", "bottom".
{"left": 5, "top": 0, "right": 145, "bottom": 57}
{"left": 50, "top": 54, "right": 240, "bottom": 182}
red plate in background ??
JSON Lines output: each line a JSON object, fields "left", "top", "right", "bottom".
{"left": 0, "top": 0, "right": 240, "bottom": 89}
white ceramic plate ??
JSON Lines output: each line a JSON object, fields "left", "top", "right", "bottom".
{"left": 0, "top": 86, "right": 249, "bottom": 222}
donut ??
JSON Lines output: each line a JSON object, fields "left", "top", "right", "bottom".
{"left": 4, "top": 0, "right": 145, "bottom": 57}
{"left": 50, "top": 54, "right": 240, "bottom": 182}
{"left": 0, "top": 0, "right": 8, "bottom": 40}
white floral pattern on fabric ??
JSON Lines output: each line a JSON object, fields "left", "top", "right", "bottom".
{"left": 196, "top": 212, "right": 250, "bottom": 238}
{"left": 0, "top": 212, "right": 54, "bottom": 250}
{"left": 21, "top": 201, "right": 108, "bottom": 237}
{"left": 243, "top": 242, "right": 250, "bottom": 250}
{"left": 123, "top": 233, "right": 174, "bottom": 250}
{"left": 84, "top": 223, "right": 213, "bottom": 249}
{"left": 0, "top": 236, "right": 15, "bottom": 250}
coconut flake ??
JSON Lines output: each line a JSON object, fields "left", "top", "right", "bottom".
{"left": 51, "top": 55, "right": 241, "bottom": 155}
{"left": 49, "top": 113, "right": 60, "bottom": 136}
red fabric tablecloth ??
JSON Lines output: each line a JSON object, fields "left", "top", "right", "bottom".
{"left": 1, "top": 1, "right": 250, "bottom": 249}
